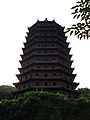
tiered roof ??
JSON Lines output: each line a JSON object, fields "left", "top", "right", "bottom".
{"left": 13, "top": 19, "right": 79, "bottom": 99}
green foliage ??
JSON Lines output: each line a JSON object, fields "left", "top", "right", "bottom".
{"left": 67, "top": 97, "right": 90, "bottom": 120}
{"left": 78, "top": 87, "right": 90, "bottom": 100}
{"left": 0, "top": 90, "right": 90, "bottom": 120}
{"left": 66, "top": 0, "right": 90, "bottom": 39}
{"left": 0, "top": 85, "right": 16, "bottom": 100}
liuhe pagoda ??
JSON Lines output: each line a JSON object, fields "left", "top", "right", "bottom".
{"left": 13, "top": 19, "right": 79, "bottom": 99}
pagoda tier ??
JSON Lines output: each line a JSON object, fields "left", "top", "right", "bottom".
{"left": 13, "top": 19, "right": 79, "bottom": 99}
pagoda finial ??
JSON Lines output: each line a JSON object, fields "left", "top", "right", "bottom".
{"left": 37, "top": 18, "right": 39, "bottom": 21}
{"left": 53, "top": 18, "right": 55, "bottom": 21}
{"left": 45, "top": 18, "right": 48, "bottom": 21}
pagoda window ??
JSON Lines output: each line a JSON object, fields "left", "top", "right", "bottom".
{"left": 19, "top": 87, "right": 20, "bottom": 90}
{"left": 44, "top": 33, "right": 47, "bottom": 36}
{"left": 67, "top": 85, "right": 69, "bottom": 88}
{"left": 44, "top": 51, "right": 47, "bottom": 53}
{"left": 45, "top": 44, "right": 47, "bottom": 47}
{"left": 45, "top": 66, "right": 47, "bottom": 68}
{"left": 44, "top": 58, "right": 47, "bottom": 61}
{"left": 36, "top": 82, "right": 39, "bottom": 86}
{"left": 51, "top": 66, "right": 55, "bottom": 68}
{"left": 37, "top": 51, "right": 41, "bottom": 53}
{"left": 44, "top": 82, "right": 48, "bottom": 86}
{"left": 71, "top": 86, "right": 73, "bottom": 89}
{"left": 65, "top": 76, "right": 67, "bottom": 80}
{"left": 45, "top": 73, "right": 47, "bottom": 77}
{"left": 23, "top": 85, "right": 25, "bottom": 88}
{"left": 69, "top": 94, "right": 71, "bottom": 98}
{"left": 36, "top": 73, "right": 39, "bottom": 76}
{"left": 52, "top": 58, "right": 55, "bottom": 61}
{"left": 37, "top": 44, "right": 40, "bottom": 47}
{"left": 36, "top": 58, "right": 40, "bottom": 61}
{"left": 53, "top": 82, "right": 56, "bottom": 86}
{"left": 37, "top": 66, "right": 40, "bottom": 68}
{"left": 31, "top": 74, "right": 33, "bottom": 77}
{"left": 25, "top": 76, "right": 27, "bottom": 79}
{"left": 52, "top": 44, "right": 55, "bottom": 47}
{"left": 60, "top": 74, "right": 61, "bottom": 77}
{"left": 53, "top": 73, "right": 56, "bottom": 76}
{"left": 44, "top": 38, "right": 47, "bottom": 41}
{"left": 51, "top": 51, "right": 54, "bottom": 53}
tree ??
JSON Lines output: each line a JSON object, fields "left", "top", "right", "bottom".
{"left": 78, "top": 88, "right": 90, "bottom": 100}
{"left": 66, "top": 0, "right": 90, "bottom": 39}
{"left": 0, "top": 85, "right": 16, "bottom": 100}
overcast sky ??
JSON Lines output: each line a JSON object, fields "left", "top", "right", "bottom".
{"left": 0, "top": 0, "right": 90, "bottom": 89}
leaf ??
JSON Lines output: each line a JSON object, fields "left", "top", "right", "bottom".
{"left": 65, "top": 28, "right": 71, "bottom": 33}
{"left": 77, "top": 34, "right": 80, "bottom": 38}
{"left": 80, "top": 34, "right": 82, "bottom": 39}
{"left": 85, "top": 18, "right": 88, "bottom": 24}
{"left": 75, "top": 8, "right": 78, "bottom": 13}
{"left": 71, "top": 5, "right": 79, "bottom": 9}
{"left": 77, "top": 14, "right": 80, "bottom": 19}
{"left": 73, "top": 14, "right": 77, "bottom": 19}
{"left": 80, "top": 8, "right": 83, "bottom": 13}
{"left": 84, "top": 35, "right": 86, "bottom": 39}
{"left": 81, "top": 16, "right": 85, "bottom": 21}
{"left": 87, "top": 35, "right": 89, "bottom": 39}
{"left": 72, "top": 24, "right": 76, "bottom": 27}
{"left": 75, "top": 30, "right": 79, "bottom": 35}
{"left": 71, "top": 12, "right": 76, "bottom": 14}
{"left": 76, "top": 1, "right": 81, "bottom": 3}
{"left": 70, "top": 31, "right": 74, "bottom": 36}
{"left": 72, "top": 24, "right": 76, "bottom": 26}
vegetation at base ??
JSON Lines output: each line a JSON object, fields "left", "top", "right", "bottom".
{"left": 0, "top": 85, "right": 16, "bottom": 100}
{"left": 0, "top": 88, "right": 90, "bottom": 120}
{"left": 78, "top": 87, "right": 90, "bottom": 100}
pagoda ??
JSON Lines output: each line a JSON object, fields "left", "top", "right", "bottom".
{"left": 13, "top": 19, "right": 79, "bottom": 99}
